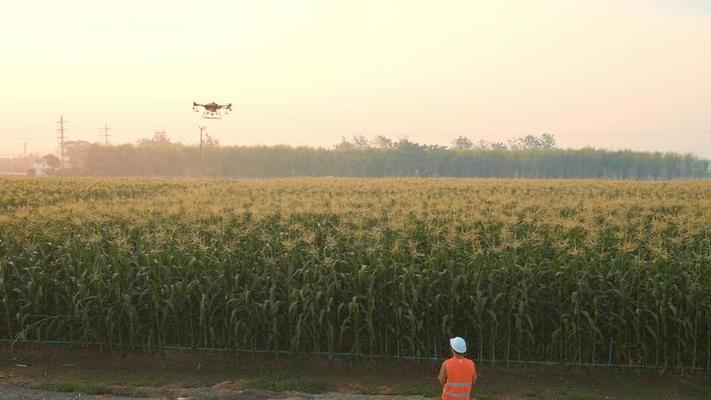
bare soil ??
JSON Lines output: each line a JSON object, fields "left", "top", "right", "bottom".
{"left": 1, "top": 345, "right": 710, "bottom": 399}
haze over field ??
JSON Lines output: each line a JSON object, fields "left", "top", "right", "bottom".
{"left": 1, "top": 0, "right": 710, "bottom": 158}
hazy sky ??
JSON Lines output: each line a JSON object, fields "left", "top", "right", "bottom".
{"left": 1, "top": 0, "right": 710, "bottom": 158}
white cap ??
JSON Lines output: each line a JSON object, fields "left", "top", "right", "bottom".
{"left": 450, "top": 337, "right": 467, "bottom": 353}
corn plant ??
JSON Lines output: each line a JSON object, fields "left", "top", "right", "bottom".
{"left": 0, "top": 177, "right": 709, "bottom": 368}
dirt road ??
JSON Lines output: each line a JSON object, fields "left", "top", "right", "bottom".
{"left": 0, "top": 386, "right": 149, "bottom": 400}
{"left": 0, "top": 386, "right": 433, "bottom": 400}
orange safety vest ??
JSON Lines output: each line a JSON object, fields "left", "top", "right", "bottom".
{"left": 441, "top": 356, "right": 476, "bottom": 400}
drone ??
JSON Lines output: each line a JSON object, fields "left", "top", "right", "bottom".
{"left": 193, "top": 101, "right": 232, "bottom": 119}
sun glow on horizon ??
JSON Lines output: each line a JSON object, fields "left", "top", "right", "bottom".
{"left": 1, "top": 0, "right": 710, "bottom": 158}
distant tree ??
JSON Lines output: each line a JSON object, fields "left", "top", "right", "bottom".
{"left": 474, "top": 140, "right": 491, "bottom": 150}
{"left": 394, "top": 136, "right": 417, "bottom": 149}
{"left": 204, "top": 133, "right": 219, "bottom": 147}
{"left": 508, "top": 134, "right": 557, "bottom": 150}
{"left": 371, "top": 135, "right": 393, "bottom": 149}
{"left": 451, "top": 136, "right": 474, "bottom": 150}
{"left": 522, "top": 135, "right": 542, "bottom": 149}
{"left": 540, "top": 133, "right": 556, "bottom": 149}
{"left": 138, "top": 130, "right": 171, "bottom": 146}
{"left": 73, "top": 133, "right": 707, "bottom": 179}
{"left": 41, "top": 154, "right": 61, "bottom": 169}
{"left": 334, "top": 137, "right": 356, "bottom": 151}
{"left": 64, "top": 140, "right": 92, "bottom": 169}
{"left": 352, "top": 135, "right": 369, "bottom": 149}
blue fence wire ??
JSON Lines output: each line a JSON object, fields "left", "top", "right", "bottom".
{"left": 1, "top": 338, "right": 707, "bottom": 371}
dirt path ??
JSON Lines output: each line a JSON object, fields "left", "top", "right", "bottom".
{"left": 0, "top": 386, "right": 150, "bottom": 400}
{"left": 3, "top": 347, "right": 710, "bottom": 399}
{"left": 0, "top": 386, "right": 433, "bottom": 400}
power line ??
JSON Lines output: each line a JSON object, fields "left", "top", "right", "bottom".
{"left": 554, "top": 129, "right": 711, "bottom": 138}
{"left": 0, "top": 147, "right": 56, "bottom": 153}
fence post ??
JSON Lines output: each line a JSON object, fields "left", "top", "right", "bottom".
{"left": 433, "top": 335, "right": 437, "bottom": 359}
{"left": 607, "top": 339, "right": 614, "bottom": 367}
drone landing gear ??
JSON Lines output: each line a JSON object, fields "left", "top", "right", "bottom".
{"left": 202, "top": 111, "right": 222, "bottom": 119}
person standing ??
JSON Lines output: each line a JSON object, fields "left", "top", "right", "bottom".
{"left": 438, "top": 336, "right": 477, "bottom": 400}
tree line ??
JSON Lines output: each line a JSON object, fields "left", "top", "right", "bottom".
{"left": 37, "top": 133, "right": 711, "bottom": 179}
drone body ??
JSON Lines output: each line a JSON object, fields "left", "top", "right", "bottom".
{"left": 193, "top": 101, "right": 232, "bottom": 119}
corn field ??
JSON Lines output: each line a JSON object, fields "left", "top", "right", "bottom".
{"left": 0, "top": 178, "right": 709, "bottom": 368}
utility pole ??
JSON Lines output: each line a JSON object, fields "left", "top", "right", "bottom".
{"left": 199, "top": 126, "right": 206, "bottom": 157}
{"left": 99, "top": 123, "right": 111, "bottom": 146}
{"left": 56, "top": 116, "right": 68, "bottom": 169}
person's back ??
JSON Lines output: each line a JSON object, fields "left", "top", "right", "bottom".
{"left": 439, "top": 337, "right": 477, "bottom": 400}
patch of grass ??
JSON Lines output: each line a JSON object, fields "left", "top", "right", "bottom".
{"left": 179, "top": 377, "right": 217, "bottom": 388}
{"left": 357, "top": 385, "right": 382, "bottom": 395}
{"left": 246, "top": 372, "right": 332, "bottom": 394}
{"left": 54, "top": 381, "right": 112, "bottom": 395}
{"left": 84, "top": 370, "right": 170, "bottom": 387}
{"left": 553, "top": 389, "right": 601, "bottom": 400}
{"left": 396, "top": 383, "right": 440, "bottom": 397}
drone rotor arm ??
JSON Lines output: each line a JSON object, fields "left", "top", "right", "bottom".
{"left": 194, "top": 101, "right": 232, "bottom": 118}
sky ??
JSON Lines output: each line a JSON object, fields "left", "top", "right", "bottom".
{"left": 0, "top": 0, "right": 710, "bottom": 158}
